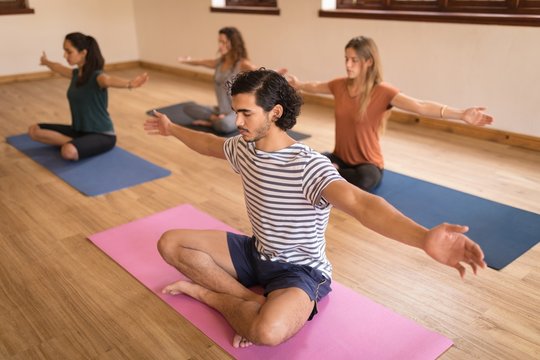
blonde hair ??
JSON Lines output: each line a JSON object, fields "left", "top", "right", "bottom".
{"left": 345, "top": 36, "right": 384, "bottom": 130}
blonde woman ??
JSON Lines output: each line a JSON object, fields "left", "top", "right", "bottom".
{"left": 287, "top": 36, "right": 493, "bottom": 191}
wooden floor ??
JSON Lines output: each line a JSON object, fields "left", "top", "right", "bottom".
{"left": 1, "top": 68, "right": 539, "bottom": 359}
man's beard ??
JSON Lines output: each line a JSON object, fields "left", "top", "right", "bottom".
{"left": 244, "top": 114, "right": 272, "bottom": 143}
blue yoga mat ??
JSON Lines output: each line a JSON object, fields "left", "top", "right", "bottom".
{"left": 372, "top": 170, "right": 540, "bottom": 270}
{"left": 147, "top": 102, "right": 311, "bottom": 141}
{"left": 7, "top": 134, "right": 171, "bottom": 196}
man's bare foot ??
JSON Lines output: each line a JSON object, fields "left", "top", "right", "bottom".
{"left": 192, "top": 119, "right": 212, "bottom": 127}
{"left": 162, "top": 280, "right": 204, "bottom": 299}
{"left": 233, "top": 333, "right": 254, "bottom": 348}
{"left": 163, "top": 280, "right": 265, "bottom": 306}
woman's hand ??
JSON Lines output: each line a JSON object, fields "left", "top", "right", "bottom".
{"left": 462, "top": 107, "right": 494, "bottom": 126}
{"left": 40, "top": 51, "right": 49, "bottom": 66}
{"left": 284, "top": 73, "right": 300, "bottom": 90}
{"left": 129, "top": 72, "right": 149, "bottom": 89}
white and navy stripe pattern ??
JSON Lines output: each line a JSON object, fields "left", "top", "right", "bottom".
{"left": 224, "top": 135, "right": 343, "bottom": 278}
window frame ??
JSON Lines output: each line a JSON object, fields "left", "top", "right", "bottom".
{"left": 319, "top": 0, "right": 540, "bottom": 26}
{"left": 0, "top": 0, "right": 34, "bottom": 15}
{"left": 210, "top": 0, "right": 280, "bottom": 15}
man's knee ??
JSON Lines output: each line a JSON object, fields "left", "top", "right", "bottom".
{"left": 157, "top": 230, "right": 180, "bottom": 260}
{"left": 249, "top": 319, "right": 291, "bottom": 347}
{"left": 157, "top": 230, "right": 195, "bottom": 264}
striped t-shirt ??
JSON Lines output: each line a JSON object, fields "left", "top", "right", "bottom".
{"left": 224, "top": 135, "right": 343, "bottom": 278}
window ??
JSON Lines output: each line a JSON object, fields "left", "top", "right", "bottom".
{"left": 210, "top": 0, "right": 280, "bottom": 15}
{"left": 0, "top": 0, "right": 34, "bottom": 15}
{"left": 319, "top": 0, "right": 540, "bottom": 26}
{"left": 226, "top": 0, "right": 277, "bottom": 6}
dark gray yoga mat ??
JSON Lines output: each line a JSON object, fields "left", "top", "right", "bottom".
{"left": 148, "top": 102, "right": 311, "bottom": 141}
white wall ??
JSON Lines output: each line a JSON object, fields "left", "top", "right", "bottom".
{"left": 0, "top": 0, "right": 138, "bottom": 76}
{"left": 1, "top": 0, "right": 538, "bottom": 137}
{"left": 132, "top": 0, "right": 540, "bottom": 137}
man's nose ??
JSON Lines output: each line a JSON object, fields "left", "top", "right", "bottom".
{"left": 235, "top": 114, "right": 243, "bottom": 127}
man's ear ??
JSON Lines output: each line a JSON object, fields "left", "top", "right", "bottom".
{"left": 272, "top": 104, "right": 284, "bottom": 120}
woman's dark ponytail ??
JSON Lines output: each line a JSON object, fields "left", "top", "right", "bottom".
{"left": 65, "top": 32, "right": 105, "bottom": 86}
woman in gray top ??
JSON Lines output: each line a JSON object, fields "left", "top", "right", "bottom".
{"left": 177, "top": 27, "right": 256, "bottom": 134}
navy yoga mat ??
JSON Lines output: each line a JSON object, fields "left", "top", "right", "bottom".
{"left": 147, "top": 102, "right": 311, "bottom": 141}
{"left": 372, "top": 170, "right": 540, "bottom": 270}
{"left": 7, "top": 134, "right": 171, "bottom": 196}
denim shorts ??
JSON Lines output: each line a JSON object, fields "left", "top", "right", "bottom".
{"left": 227, "top": 232, "right": 332, "bottom": 320}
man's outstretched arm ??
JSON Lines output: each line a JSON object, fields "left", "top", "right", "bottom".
{"left": 144, "top": 110, "right": 227, "bottom": 159}
{"left": 323, "top": 180, "right": 486, "bottom": 278}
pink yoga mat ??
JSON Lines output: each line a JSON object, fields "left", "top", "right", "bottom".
{"left": 88, "top": 204, "right": 453, "bottom": 359}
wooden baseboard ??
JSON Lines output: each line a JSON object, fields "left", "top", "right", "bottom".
{"left": 0, "top": 70, "right": 57, "bottom": 84}
{"left": 389, "top": 111, "right": 540, "bottom": 152}
{"left": 104, "top": 61, "right": 141, "bottom": 71}
{"left": 3, "top": 62, "right": 539, "bottom": 152}
{"left": 0, "top": 61, "right": 141, "bottom": 84}
{"left": 140, "top": 61, "right": 214, "bottom": 82}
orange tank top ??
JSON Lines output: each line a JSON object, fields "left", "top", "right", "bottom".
{"left": 328, "top": 79, "right": 399, "bottom": 169}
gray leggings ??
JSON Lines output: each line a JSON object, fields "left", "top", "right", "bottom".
{"left": 183, "top": 103, "right": 236, "bottom": 134}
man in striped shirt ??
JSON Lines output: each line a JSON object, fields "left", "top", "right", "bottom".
{"left": 145, "top": 69, "right": 486, "bottom": 349}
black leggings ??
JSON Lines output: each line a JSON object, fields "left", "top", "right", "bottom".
{"left": 324, "top": 152, "right": 383, "bottom": 192}
{"left": 38, "top": 123, "right": 116, "bottom": 159}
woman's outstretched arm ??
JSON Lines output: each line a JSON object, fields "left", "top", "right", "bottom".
{"left": 284, "top": 73, "right": 332, "bottom": 95}
{"left": 97, "top": 72, "right": 149, "bottom": 89}
{"left": 391, "top": 93, "right": 494, "bottom": 126}
{"left": 177, "top": 56, "right": 218, "bottom": 69}
{"left": 40, "top": 51, "right": 72, "bottom": 78}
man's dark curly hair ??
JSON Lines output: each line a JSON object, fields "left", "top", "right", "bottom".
{"left": 229, "top": 69, "right": 303, "bottom": 131}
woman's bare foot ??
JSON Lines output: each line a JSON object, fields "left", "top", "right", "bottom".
{"left": 192, "top": 119, "right": 212, "bottom": 127}
{"left": 209, "top": 113, "right": 225, "bottom": 122}
{"left": 233, "top": 333, "right": 254, "bottom": 348}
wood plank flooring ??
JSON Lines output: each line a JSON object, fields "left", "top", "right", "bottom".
{"left": 0, "top": 68, "right": 539, "bottom": 359}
